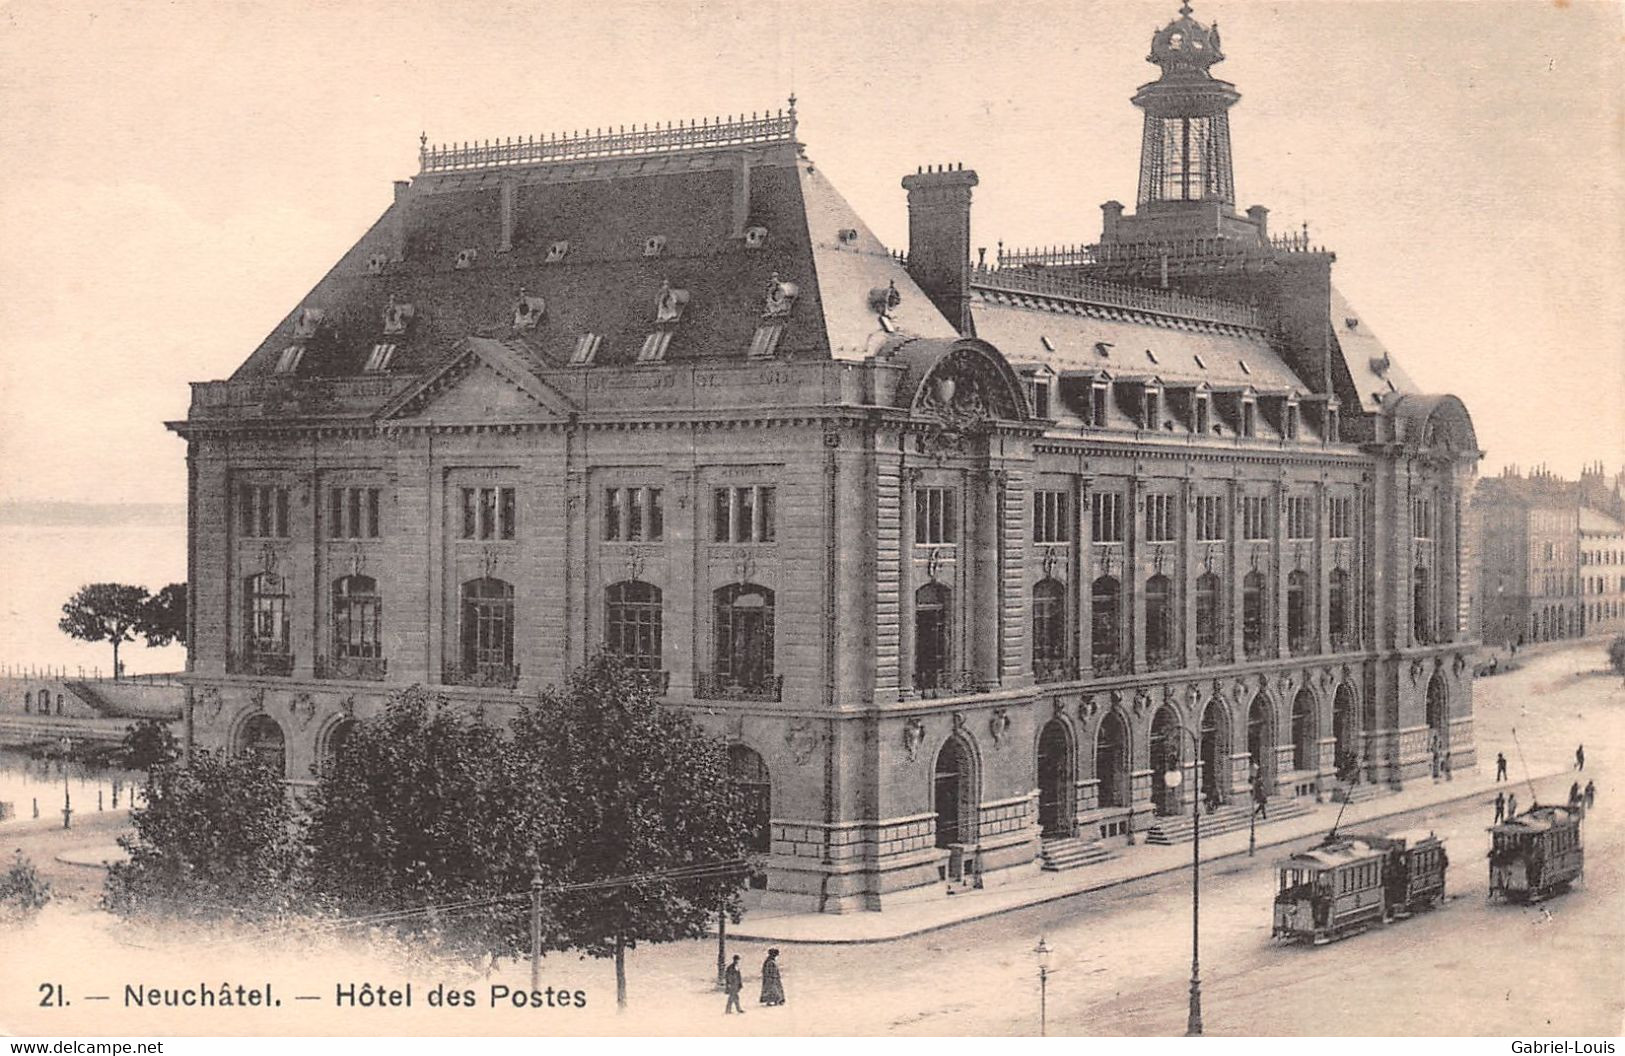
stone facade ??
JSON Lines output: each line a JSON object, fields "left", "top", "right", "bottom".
{"left": 172, "top": 5, "right": 1482, "bottom": 912}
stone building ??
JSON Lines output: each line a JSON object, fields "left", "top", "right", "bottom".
{"left": 1580, "top": 506, "right": 1624, "bottom": 640}
{"left": 1473, "top": 466, "right": 1582, "bottom": 648}
{"left": 171, "top": 3, "right": 1482, "bottom": 911}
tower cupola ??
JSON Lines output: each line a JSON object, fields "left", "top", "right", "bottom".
{"left": 1133, "top": 2, "right": 1239, "bottom": 209}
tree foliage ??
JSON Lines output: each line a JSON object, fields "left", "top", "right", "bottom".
{"left": 514, "top": 653, "right": 751, "bottom": 1004}
{"left": 0, "top": 852, "right": 53, "bottom": 924}
{"left": 142, "top": 583, "right": 188, "bottom": 648}
{"left": 103, "top": 749, "right": 304, "bottom": 921}
{"left": 59, "top": 583, "right": 150, "bottom": 676}
{"left": 1608, "top": 636, "right": 1625, "bottom": 676}
{"left": 303, "top": 686, "right": 559, "bottom": 961}
{"left": 120, "top": 719, "right": 180, "bottom": 774}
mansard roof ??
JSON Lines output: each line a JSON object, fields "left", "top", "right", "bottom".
{"left": 228, "top": 113, "right": 953, "bottom": 383}
{"left": 1328, "top": 286, "right": 1418, "bottom": 413}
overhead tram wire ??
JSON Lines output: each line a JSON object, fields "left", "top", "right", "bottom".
{"left": 1511, "top": 725, "right": 1540, "bottom": 809}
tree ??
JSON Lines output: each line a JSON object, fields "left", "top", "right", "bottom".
{"left": 141, "top": 583, "right": 188, "bottom": 649}
{"left": 0, "top": 852, "right": 52, "bottom": 925}
{"left": 515, "top": 653, "right": 752, "bottom": 1009}
{"left": 303, "top": 685, "right": 562, "bottom": 961}
{"left": 103, "top": 749, "right": 304, "bottom": 921}
{"left": 120, "top": 719, "right": 179, "bottom": 775}
{"left": 58, "top": 583, "right": 150, "bottom": 678}
{"left": 1608, "top": 635, "right": 1625, "bottom": 676}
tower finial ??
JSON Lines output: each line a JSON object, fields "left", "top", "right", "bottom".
{"left": 1179, "top": 1, "right": 1193, "bottom": 15}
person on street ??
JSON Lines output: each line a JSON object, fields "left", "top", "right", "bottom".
{"left": 1568, "top": 781, "right": 1582, "bottom": 810}
{"left": 1506, "top": 793, "right": 1518, "bottom": 821}
{"left": 1576, "top": 744, "right": 1585, "bottom": 771}
{"left": 759, "top": 949, "right": 785, "bottom": 1007}
{"left": 1253, "top": 777, "right": 1269, "bottom": 820}
{"left": 723, "top": 955, "right": 745, "bottom": 1014}
{"left": 1584, "top": 780, "right": 1595, "bottom": 810}
{"left": 1494, "top": 791, "right": 1505, "bottom": 824}
{"left": 1496, "top": 753, "right": 1508, "bottom": 782}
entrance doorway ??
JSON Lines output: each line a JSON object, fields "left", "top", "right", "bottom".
{"left": 934, "top": 737, "right": 977, "bottom": 848}
{"left": 1037, "top": 720, "right": 1074, "bottom": 838}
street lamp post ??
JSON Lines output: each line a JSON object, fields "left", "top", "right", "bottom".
{"left": 59, "top": 736, "right": 73, "bottom": 830}
{"left": 1033, "top": 936, "right": 1053, "bottom": 1037}
{"left": 1161, "top": 725, "right": 1204, "bottom": 1036}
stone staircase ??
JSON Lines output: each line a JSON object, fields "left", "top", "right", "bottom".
{"left": 1143, "top": 796, "right": 1316, "bottom": 845}
{"left": 1332, "top": 782, "right": 1389, "bottom": 806}
{"left": 1039, "top": 835, "right": 1114, "bottom": 872}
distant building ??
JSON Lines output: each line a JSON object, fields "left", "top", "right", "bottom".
{"left": 171, "top": 3, "right": 1482, "bottom": 911}
{"left": 1580, "top": 506, "right": 1625, "bottom": 639}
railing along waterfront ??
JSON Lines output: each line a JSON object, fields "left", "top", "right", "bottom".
{"left": 970, "top": 263, "right": 1260, "bottom": 330}
{"left": 420, "top": 106, "right": 797, "bottom": 174}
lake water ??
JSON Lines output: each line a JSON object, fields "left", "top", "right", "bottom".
{"left": 0, "top": 747, "right": 144, "bottom": 824}
{"left": 0, "top": 521, "right": 187, "bottom": 677}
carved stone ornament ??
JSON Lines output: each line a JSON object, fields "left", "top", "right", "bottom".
{"left": 366, "top": 253, "right": 388, "bottom": 275}
{"left": 989, "top": 708, "right": 1012, "bottom": 747}
{"left": 341, "top": 694, "right": 357, "bottom": 719}
{"left": 1109, "top": 689, "right": 1124, "bottom": 712}
{"left": 246, "top": 688, "right": 266, "bottom": 715}
{"left": 293, "top": 307, "right": 325, "bottom": 340}
{"left": 513, "top": 288, "right": 546, "bottom": 331}
{"left": 903, "top": 717, "right": 926, "bottom": 762}
{"left": 1452, "top": 652, "right": 1468, "bottom": 679}
{"left": 290, "top": 692, "right": 317, "bottom": 730}
{"left": 654, "top": 280, "right": 690, "bottom": 324}
{"left": 951, "top": 711, "right": 966, "bottom": 731}
{"left": 1053, "top": 696, "right": 1068, "bottom": 719}
{"left": 1134, "top": 688, "right": 1153, "bottom": 715}
{"left": 869, "top": 280, "right": 901, "bottom": 316}
{"left": 455, "top": 247, "right": 478, "bottom": 270}
{"left": 382, "top": 293, "right": 415, "bottom": 336}
{"left": 1079, "top": 694, "right": 1098, "bottom": 720}
{"left": 763, "top": 273, "right": 799, "bottom": 318}
{"left": 785, "top": 721, "right": 822, "bottom": 766}
{"left": 200, "top": 686, "right": 224, "bottom": 724}
{"left": 1410, "top": 658, "right": 1425, "bottom": 684}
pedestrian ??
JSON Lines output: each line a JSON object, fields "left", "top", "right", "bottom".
{"left": 1584, "top": 780, "right": 1595, "bottom": 810}
{"left": 1507, "top": 793, "right": 1518, "bottom": 820}
{"left": 1495, "top": 753, "right": 1508, "bottom": 782}
{"left": 1494, "top": 791, "right": 1505, "bottom": 824}
{"left": 1253, "top": 777, "right": 1269, "bottom": 820}
{"left": 723, "top": 954, "right": 745, "bottom": 1015}
{"left": 1576, "top": 744, "right": 1585, "bottom": 771}
{"left": 759, "top": 949, "right": 785, "bottom": 1007}
{"left": 1568, "top": 781, "right": 1582, "bottom": 810}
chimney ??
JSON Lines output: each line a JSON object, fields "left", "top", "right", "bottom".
{"left": 732, "top": 151, "right": 753, "bottom": 239}
{"left": 393, "top": 180, "right": 411, "bottom": 203}
{"left": 1247, "top": 204, "right": 1270, "bottom": 242}
{"left": 1100, "top": 200, "right": 1125, "bottom": 242}
{"left": 498, "top": 179, "right": 516, "bottom": 253}
{"left": 386, "top": 180, "right": 413, "bottom": 263}
{"left": 901, "top": 163, "right": 979, "bottom": 334}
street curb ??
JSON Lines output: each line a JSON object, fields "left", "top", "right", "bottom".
{"left": 729, "top": 769, "right": 1572, "bottom": 946}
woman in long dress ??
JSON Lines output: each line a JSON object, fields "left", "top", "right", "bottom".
{"left": 759, "top": 948, "right": 785, "bottom": 1006}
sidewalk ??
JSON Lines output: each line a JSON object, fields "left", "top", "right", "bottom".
{"left": 731, "top": 765, "right": 1572, "bottom": 944}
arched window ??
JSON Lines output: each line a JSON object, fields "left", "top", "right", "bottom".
{"left": 1145, "top": 574, "right": 1175, "bottom": 667}
{"left": 1328, "top": 568, "right": 1350, "bottom": 651}
{"left": 1426, "top": 672, "right": 1449, "bottom": 751}
{"left": 728, "top": 744, "right": 772, "bottom": 857}
{"left": 320, "top": 718, "right": 358, "bottom": 777}
{"left": 1091, "top": 576, "right": 1122, "bottom": 672}
{"left": 244, "top": 572, "right": 290, "bottom": 659}
{"left": 458, "top": 578, "right": 515, "bottom": 684}
{"left": 1150, "top": 706, "right": 1183, "bottom": 816}
{"left": 237, "top": 714, "right": 287, "bottom": 778}
{"left": 606, "top": 581, "right": 663, "bottom": 671}
{"left": 1247, "top": 695, "right": 1274, "bottom": 793}
{"left": 1332, "top": 684, "right": 1358, "bottom": 781}
{"left": 1413, "top": 565, "right": 1432, "bottom": 644}
{"left": 1286, "top": 570, "right": 1310, "bottom": 655}
{"left": 914, "top": 583, "right": 952, "bottom": 692}
{"left": 1242, "top": 570, "right": 1267, "bottom": 658}
{"left": 1095, "top": 710, "right": 1129, "bottom": 809}
{"left": 1194, "top": 572, "right": 1222, "bottom": 663}
{"left": 713, "top": 584, "right": 775, "bottom": 692}
{"left": 1031, "top": 579, "right": 1069, "bottom": 681}
{"left": 332, "top": 575, "right": 382, "bottom": 660}
{"left": 1037, "top": 719, "right": 1074, "bottom": 837}
{"left": 933, "top": 736, "right": 978, "bottom": 850}
{"left": 1200, "top": 699, "right": 1231, "bottom": 805}
{"left": 1291, "top": 687, "right": 1317, "bottom": 772}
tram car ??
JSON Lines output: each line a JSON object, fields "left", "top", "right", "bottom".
{"left": 1272, "top": 830, "right": 1449, "bottom": 944}
{"left": 1488, "top": 804, "right": 1583, "bottom": 903}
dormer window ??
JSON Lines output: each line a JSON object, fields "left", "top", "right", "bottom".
{"left": 743, "top": 226, "right": 768, "bottom": 249}
{"left": 643, "top": 235, "right": 668, "bottom": 258}
{"left": 544, "top": 240, "right": 570, "bottom": 264}
{"left": 1195, "top": 394, "right": 1211, "bottom": 435}
{"left": 382, "top": 295, "right": 414, "bottom": 336}
{"left": 1283, "top": 402, "right": 1300, "bottom": 441}
{"left": 363, "top": 343, "right": 398, "bottom": 373}
{"left": 1241, "top": 399, "right": 1257, "bottom": 438}
{"left": 274, "top": 346, "right": 304, "bottom": 375}
{"left": 571, "top": 333, "right": 602, "bottom": 366}
{"left": 638, "top": 331, "right": 673, "bottom": 363}
{"left": 1091, "top": 382, "right": 1110, "bottom": 428}
{"left": 748, "top": 323, "right": 785, "bottom": 359}
{"left": 1327, "top": 406, "right": 1340, "bottom": 443}
{"left": 1143, "top": 388, "right": 1161, "bottom": 431}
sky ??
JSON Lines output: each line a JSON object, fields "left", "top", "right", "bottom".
{"left": 0, "top": 0, "right": 1620, "bottom": 506}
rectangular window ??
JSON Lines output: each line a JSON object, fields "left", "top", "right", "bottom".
{"left": 274, "top": 345, "right": 304, "bottom": 375}
{"left": 1033, "top": 491, "right": 1070, "bottom": 544}
{"left": 915, "top": 487, "right": 957, "bottom": 545}
{"left": 713, "top": 486, "right": 776, "bottom": 543}
{"left": 1287, "top": 496, "right": 1314, "bottom": 540}
{"left": 1327, "top": 407, "right": 1340, "bottom": 443}
{"left": 604, "top": 486, "right": 664, "bottom": 542}
{"left": 1195, "top": 495, "right": 1224, "bottom": 542}
{"left": 1195, "top": 396, "right": 1211, "bottom": 436}
{"left": 1413, "top": 497, "right": 1434, "bottom": 539}
{"left": 571, "top": 333, "right": 603, "bottom": 366}
{"left": 1091, "top": 385, "right": 1110, "bottom": 428}
{"left": 1241, "top": 401, "right": 1257, "bottom": 438}
{"left": 327, "top": 487, "right": 382, "bottom": 539}
{"left": 1091, "top": 492, "right": 1124, "bottom": 544}
{"left": 238, "top": 484, "right": 291, "bottom": 539}
{"left": 637, "top": 331, "right": 673, "bottom": 362}
{"left": 363, "top": 343, "right": 398, "bottom": 373}
{"left": 1244, "top": 495, "right": 1271, "bottom": 541}
{"left": 1329, "top": 497, "right": 1353, "bottom": 540}
{"left": 748, "top": 323, "right": 785, "bottom": 359}
{"left": 1144, "top": 390, "right": 1161, "bottom": 431}
{"left": 1030, "top": 380, "right": 1051, "bottom": 419}
{"left": 1146, "top": 494, "right": 1175, "bottom": 542}
{"left": 1284, "top": 404, "right": 1300, "bottom": 440}
{"left": 460, "top": 487, "right": 517, "bottom": 540}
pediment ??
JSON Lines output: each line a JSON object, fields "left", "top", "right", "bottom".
{"left": 378, "top": 337, "right": 575, "bottom": 424}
